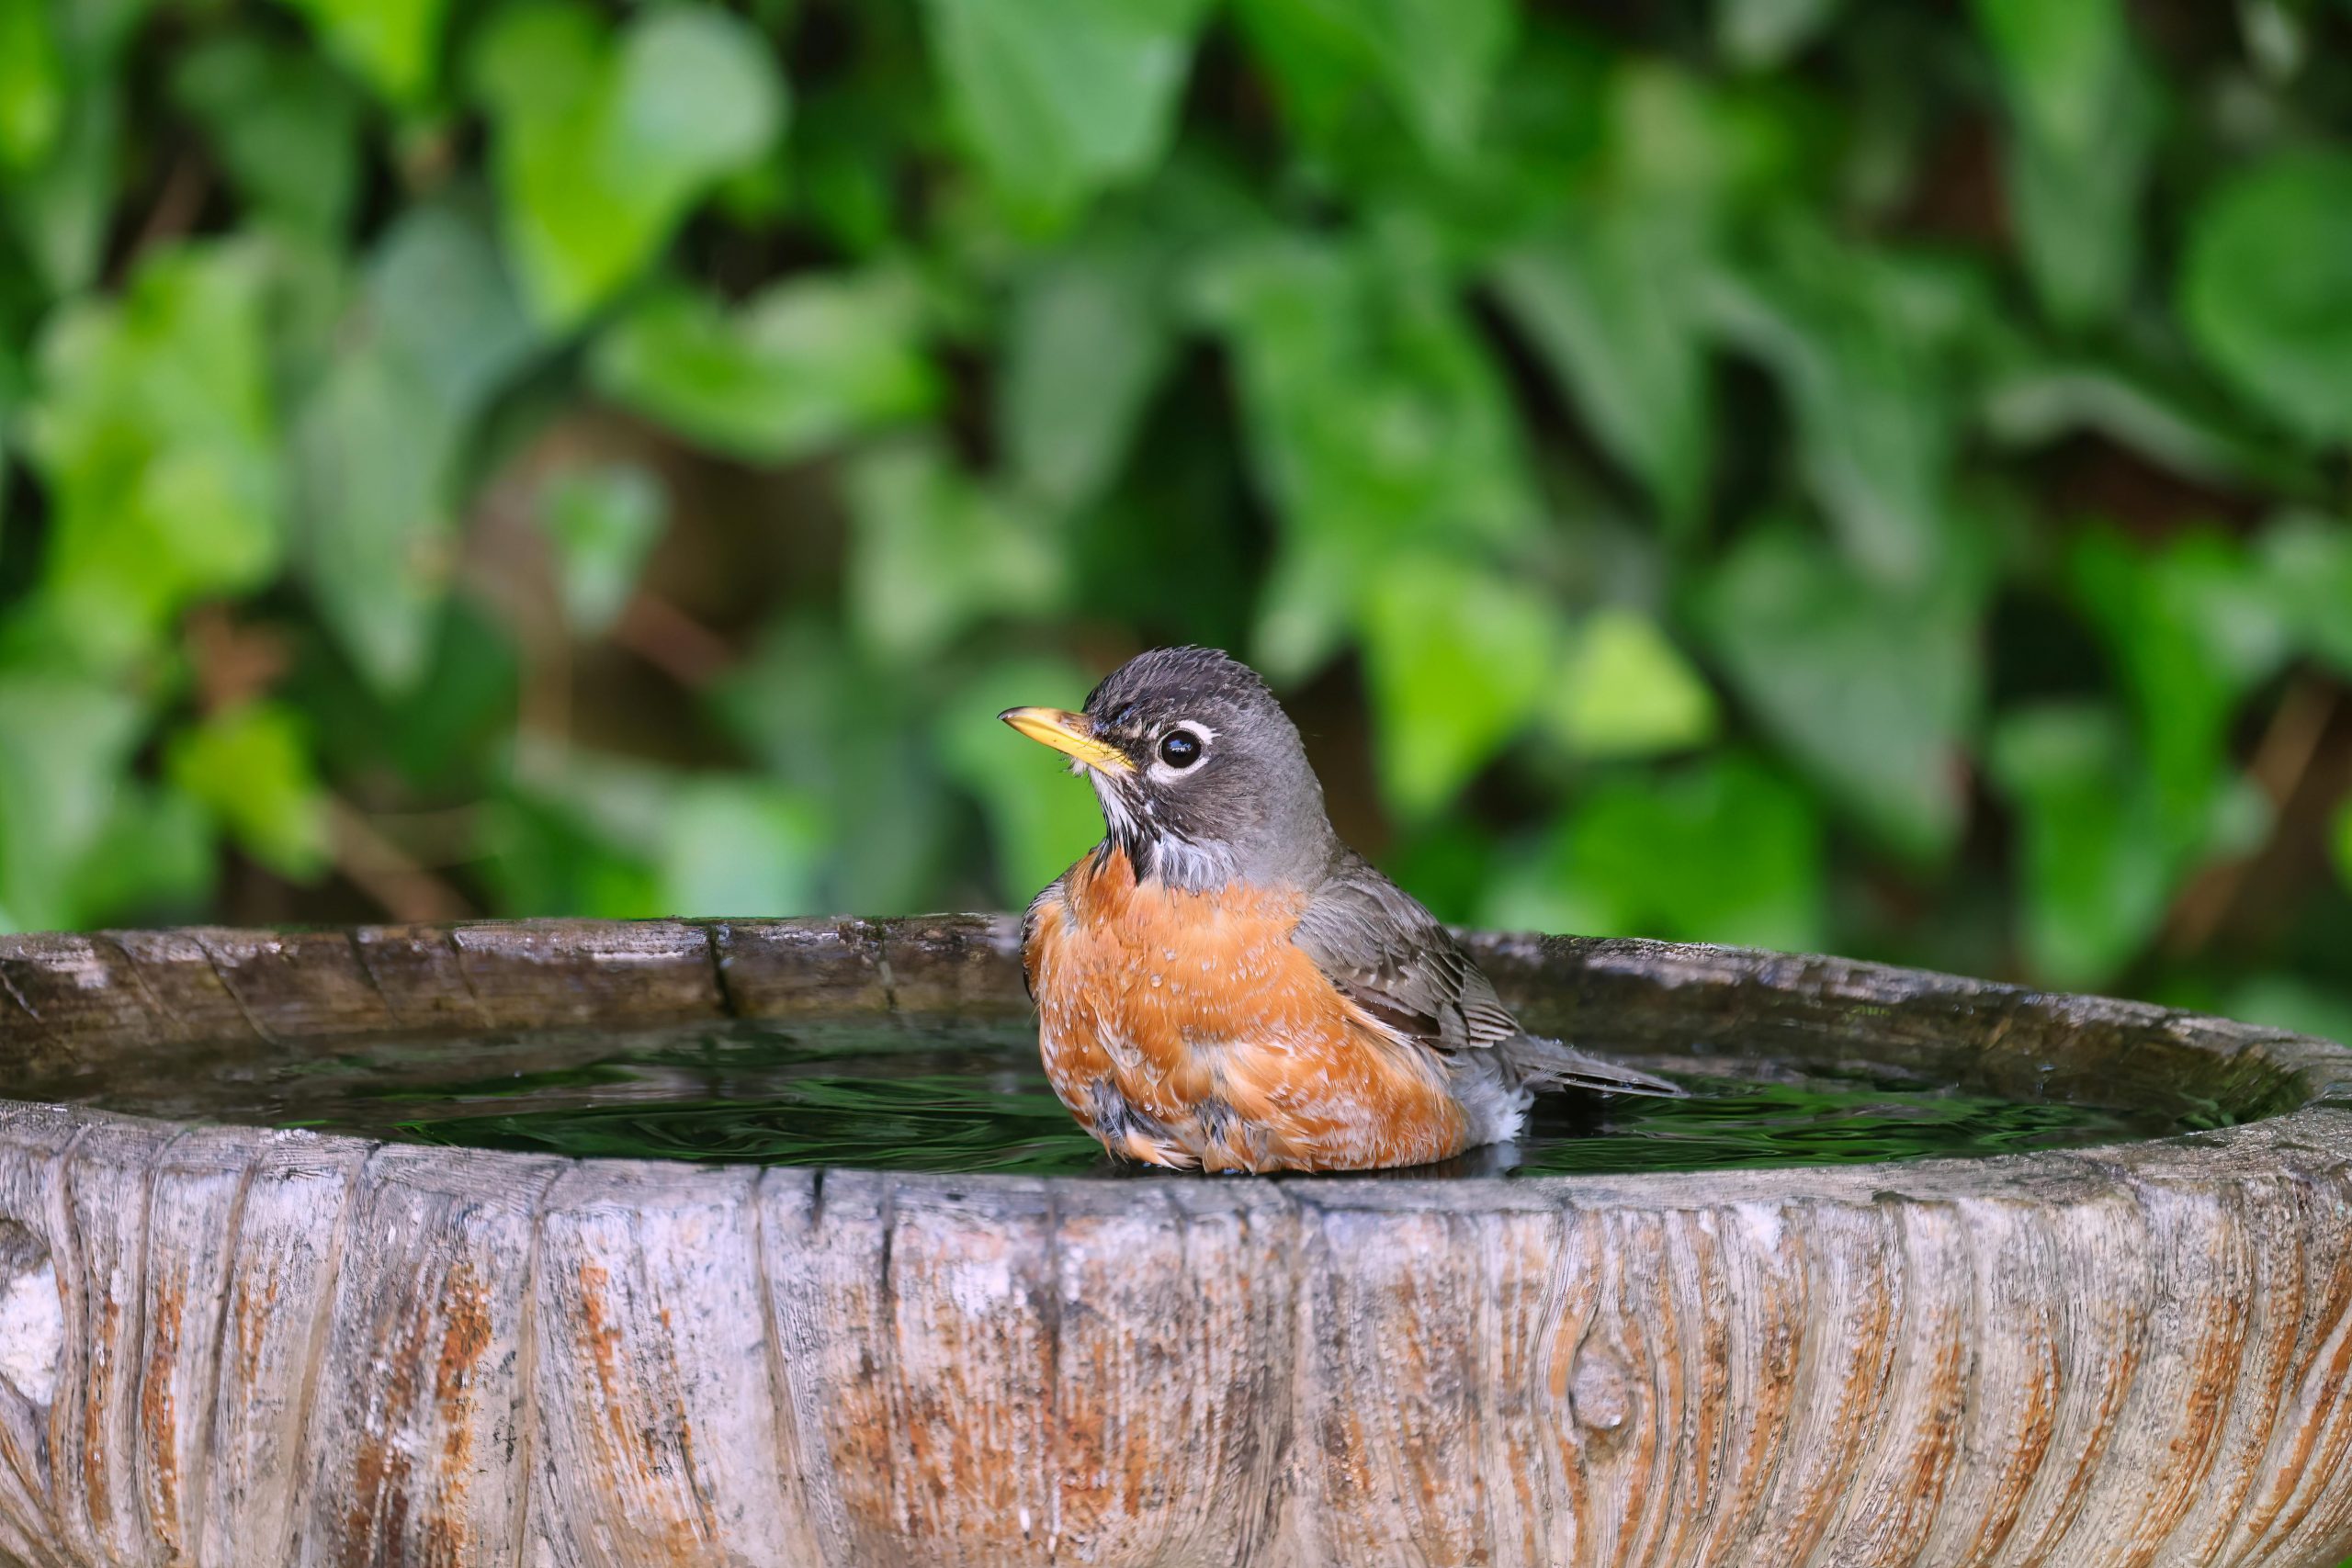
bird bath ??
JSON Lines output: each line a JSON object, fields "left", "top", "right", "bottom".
{"left": 0, "top": 915, "right": 2345, "bottom": 1567}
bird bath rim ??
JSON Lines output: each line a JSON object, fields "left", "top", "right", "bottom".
{"left": 0, "top": 913, "right": 2344, "bottom": 1201}
{"left": 2, "top": 916, "right": 2350, "bottom": 1568}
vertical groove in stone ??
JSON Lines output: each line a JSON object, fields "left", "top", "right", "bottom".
{"left": 177, "top": 1147, "right": 254, "bottom": 1566}
{"left": 2165, "top": 1174, "right": 2304, "bottom": 1567}
{"left": 1770, "top": 1201, "right": 1902, "bottom": 1568}
{"left": 1919, "top": 1197, "right": 2059, "bottom": 1568}
{"left": 1822, "top": 1200, "right": 1972, "bottom": 1567}
{"left": 297, "top": 1146, "right": 562, "bottom": 1567}
{"left": 0, "top": 1114, "right": 85, "bottom": 1568}
{"left": 503, "top": 1169, "right": 551, "bottom": 1566}
{"left": 748, "top": 1168, "right": 825, "bottom": 1568}
{"left": 51, "top": 1121, "right": 157, "bottom": 1566}
{"left": 1674, "top": 1200, "right": 1807, "bottom": 1567}
{"left": 137, "top": 1129, "right": 261, "bottom": 1568}
{"left": 1997, "top": 1181, "right": 2153, "bottom": 1567}
{"left": 2075, "top": 1174, "right": 2256, "bottom": 1568}
{"left": 1277, "top": 1188, "right": 1319, "bottom": 1568}
{"left": 205, "top": 1138, "right": 368, "bottom": 1567}
{"left": 2231, "top": 1162, "right": 2352, "bottom": 1567}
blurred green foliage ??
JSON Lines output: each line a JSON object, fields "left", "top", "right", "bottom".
{"left": 0, "top": 0, "right": 2349, "bottom": 1044}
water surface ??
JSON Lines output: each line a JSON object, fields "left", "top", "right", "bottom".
{"left": 36, "top": 1017, "right": 2228, "bottom": 1177}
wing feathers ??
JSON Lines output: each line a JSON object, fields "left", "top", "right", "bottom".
{"left": 1291, "top": 852, "right": 1683, "bottom": 1098}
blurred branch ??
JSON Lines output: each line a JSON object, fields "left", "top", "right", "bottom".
{"left": 187, "top": 606, "right": 289, "bottom": 715}
{"left": 611, "top": 590, "right": 735, "bottom": 688}
{"left": 327, "top": 797, "right": 476, "bottom": 923}
{"left": 357, "top": 806, "right": 485, "bottom": 865}
{"left": 2164, "top": 676, "right": 2338, "bottom": 955}
{"left": 118, "top": 152, "right": 212, "bottom": 281}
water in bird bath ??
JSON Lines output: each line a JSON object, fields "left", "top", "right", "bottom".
{"left": 27, "top": 1016, "right": 2235, "bottom": 1176}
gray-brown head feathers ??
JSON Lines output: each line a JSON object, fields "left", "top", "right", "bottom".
{"left": 1074, "top": 647, "right": 1338, "bottom": 890}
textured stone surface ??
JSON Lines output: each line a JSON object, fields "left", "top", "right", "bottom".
{"left": 0, "top": 916, "right": 2342, "bottom": 1566}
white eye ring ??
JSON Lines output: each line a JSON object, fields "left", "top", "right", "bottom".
{"left": 1149, "top": 723, "right": 1212, "bottom": 780}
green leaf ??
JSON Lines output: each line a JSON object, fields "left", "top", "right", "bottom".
{"left": 1491, "top": 205, "right": 1713, "bottom": 528}
{"left": 369, "top": 206, "right": 542, "bottom": 413}
{"left": 0, "top": 283, "right": 26, "bottom": 502}
{"left": 510, "top": 740, "right": 677, "bottom": 856}
{"left": 2335, "top": 798, "right": 2352, "bottom": 895}
{"left": 1589, "top": 62, "right": 1812, "bottom": 231}
{"left": 1359, "top": 551, "right": 1556, "bottom": 820}
{"left": 174, "top": 37, "right": 363, "bottom": 238}
{"left": 475, "top": 2, "right": 786, "bottom": 326}
{"left": 1991, "top": 705, "right": 2267, "bottom": 987}
{"left": 497, "top": 743, "right": 823, "bottom": 918}
{"left": 68, "top": 783, "right": 215, "bottom": 929}
{"left": 299, "top": 209, "right": 538, "bottom": 693}
{"left": 0, "top": 675, "right": 144, "bottom": 931}
{"left": 1544, "top": 607, "right": 1718, "bottom": 760}
{"left": 275, "top": 0, "right": 448, "bottom": 105}
{"left": 1704, "top": 234, "right": 1967, "bottom": 585}
{"left": 2229, "top": 975, "right": 2352, "bottom": 1050}
{"left": 297, "top": 352, "right": 451, "bottom": 692}
{"left": 1980, "top": 356, "right": 2312, "bottom": 492}
{"left": 537, "top": 462, "right": 666, "bottom": 637}
{"left": 6, "top": 80, "right": 119, "bottom": 293}
{"left": 1992, "top": 707, "right": 2168, "bottom": 987}
{"left": 482, "top": 777, "right": 665, "bottom": 920}
{"left": 1715, "top": 0, "right": 1843, "bottom": 70}
{"left": 1972, "top": 0, "right": 2126, "bottom": 151}
{"left": 1234, "top": 0, "right": 1513, "bottom": 161}
{"left": 712, "top": 622, "right": 956, "bottom": 914}
{"left": 1998, "top": 73, "right": 2152, "bottom": 331}
{"left": 25, "top": 242, "right": 283, "bottom": 669}
{"left": 2069, "top": 525, "right": 2289, "bottom": 811}
{"left": 0, "top": 0, "right": 65, "bottom": 170}
{"left": 842, "top": 443, "right": 1066, "bottom": 662}
{"left": 591, "top": 275, "right": 934, "bottom": 462}
{"left": 1001, "top": 225, "right": 1175, "bottom": 511}
{"left": 292, "top": 596, "right": 521, "bottom": 792}
{"left": 2181, "top": 152, "right": 2352, "bottom": 444}
{"left": 165, "top": 702, "right": 331, "bottom": 881}
{"left": 2258, "top": 513, "right": 2352, "bottom": 676}
{"left": 1699, "top": 523, "right": 1979, "bottom": 859}
{"left": 1484, "top": 754, "right": 1824, "bottom": 951}
{"left": 0, "top": 0, "right": 143, "bottom": 286}
{"left": 658, "top": 778, "right": 823, "bottom": 918}
{"left": 1205, "top": 236, "right": 1541, "bottom": 678}
{"left": 1973, "top": 0, "right": 2151, "bottom": 328}
{"left": 940, "top": 658, "right": 1110, "bottom": 904}
{"left": 917, "top": 0, "right": 1213, "bottom": 217}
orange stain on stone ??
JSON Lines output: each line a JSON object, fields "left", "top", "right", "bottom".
{"left": 141, "top": 1279, "right": 185, "bottom": 1546}
{"left": 341, "top": 1257, "right": 492, "bottom": 1568}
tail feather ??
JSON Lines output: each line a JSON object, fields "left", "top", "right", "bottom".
{"left": 1506, "top": 1034, "right": 1689, "bottom": 1099}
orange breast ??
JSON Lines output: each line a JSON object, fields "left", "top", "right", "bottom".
{"left": 1022, "top": 849, "right": 1468, "bottom": 1172}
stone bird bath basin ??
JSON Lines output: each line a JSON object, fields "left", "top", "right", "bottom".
{"left": 0, "top": 915, "right": 2344, "bottom": 1567}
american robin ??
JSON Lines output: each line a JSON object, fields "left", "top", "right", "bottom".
{"left": 1001, "top": 645, "right": 1683, "bottom": 1173}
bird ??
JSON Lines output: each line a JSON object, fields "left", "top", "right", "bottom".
{"left": 1000, "top": 645, "right": 1683, "bottom": 1173}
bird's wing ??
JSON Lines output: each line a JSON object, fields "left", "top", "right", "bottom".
{"left": 1289, "top": 852, "right": 1522, "bottom": 1055}
{"left": 1291, "top": 852, "right": 1685, "bottom": 1098}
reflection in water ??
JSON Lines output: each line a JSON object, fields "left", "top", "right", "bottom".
{"left": 40, "top": 1017, "right": 2223, "bottom": 1179}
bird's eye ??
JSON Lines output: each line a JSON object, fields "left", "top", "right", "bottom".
{"left": 1157, "top": 729, "right": 1203, "bottom": 769}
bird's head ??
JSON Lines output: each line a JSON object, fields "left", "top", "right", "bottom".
{"left": 1000, "top": 646, "right": 1336, "bottom": 891}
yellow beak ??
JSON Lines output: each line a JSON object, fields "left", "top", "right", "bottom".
{"left": 999, "top": 706, "right": 1134, "bottom": 772}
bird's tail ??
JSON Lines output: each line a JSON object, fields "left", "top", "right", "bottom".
{"left": 1505, "top": 1035, "right": 1690, "bottom": 1099}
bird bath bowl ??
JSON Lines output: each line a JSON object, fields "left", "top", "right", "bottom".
{"left": 0, "top": 916, "right": 2346, "bottom": 1567}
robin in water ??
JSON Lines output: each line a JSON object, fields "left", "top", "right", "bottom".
{"left": 1001, "top": 646, "right": 1682, "bottom": 1173}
